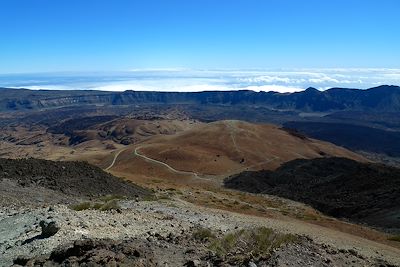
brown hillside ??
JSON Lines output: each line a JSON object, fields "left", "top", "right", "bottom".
{"left": 134, "top": 120, "right": 367, "bottom": 176}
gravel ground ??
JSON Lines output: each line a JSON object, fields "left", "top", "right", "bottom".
{"left": 1, "top": 198, "right": 400, "bottom": 266}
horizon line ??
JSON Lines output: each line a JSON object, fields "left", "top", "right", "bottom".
{"left": 2, "top": 84, "right": 398, "bottom": 94}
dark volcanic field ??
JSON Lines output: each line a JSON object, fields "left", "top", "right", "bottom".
{"left": 284, "top": 121, "right": 400, "bottom": 157}
{"left": 225, "top": 157, "right": 400, "bottom": 232}
{"left": 0, "top": 158, "right": 149, "bottom": 199}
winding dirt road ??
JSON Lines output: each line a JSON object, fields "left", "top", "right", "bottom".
{"left": 134, "top": 146, "right": 201, "bottom": 178}
{"left": 106, "top": 144, "right": 279, "bottom": 181}
{"left": 105, "top": 148, "right": 127, "bottom": 171}
{"left": 105, "top": 145, "right": 213, "bottom": 180}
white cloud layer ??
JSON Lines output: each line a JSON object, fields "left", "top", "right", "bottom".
{"left": 2, "top": 68, "right": 400, "bottom": 93}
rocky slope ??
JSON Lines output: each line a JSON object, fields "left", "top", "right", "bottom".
{"left": 0, "top": 158, "right": 150, "bottom": 205}
{"left": 225, "top": 157, "right": 400, "bottom": 232}
{"left": 2, "top": 198, "right": 399, "bottom": 267}
{"left": 1, "top": 157, "right": 400, "bottom": 266}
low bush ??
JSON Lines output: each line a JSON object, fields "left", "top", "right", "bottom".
{"left": 99, "top": 194, "right": 126, "bottom": 202}
{"left": 388, "top": 235, "right": 400, "bottom": 242}
{"left": 99, "top": 199, "right": 121, "bottom": 211}
{"left": 209, "top": 227, "right": 297, "bottom": 260}
{"left": 70, "top": 199, "right": 121, "bottom": 211}
{"left": 192, "top": 227, "right": 216, "bottom": 241}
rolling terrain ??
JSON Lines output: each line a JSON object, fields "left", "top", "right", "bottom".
{"left": 2, "top": 86, "right": 400, "bottom": 166}
{"left": 48, "top": 116, "right": 199, "bottom": 145}
{"left": 2, "top": 87, "right": 400, "bottom": 266}
{"left": 0, "top": 113, "right": 200, "bottom": 166}
{"left": 118, "top": 120, "right": 367, "bottom": 178}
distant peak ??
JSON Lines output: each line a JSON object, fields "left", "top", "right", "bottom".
{"left": 304, "top": 87, "right": 320, "bottom": 93}
{"left": 367, "top": 85, "right": 400, "bottom": 93}
{"left": 371, "top": 85, "right": 399, "bottom": 90}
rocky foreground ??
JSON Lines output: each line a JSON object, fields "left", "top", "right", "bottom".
{"left": 1, "top": 197, "right": 399, "bottom": 267}
{"left": 1, "top": 158, "right": 400, "bottom": 266}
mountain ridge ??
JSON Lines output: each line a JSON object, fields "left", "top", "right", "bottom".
{"left": 1, "top": 85, "right": 400, "bottom": 112}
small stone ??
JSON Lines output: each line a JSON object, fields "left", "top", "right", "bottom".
{"left": 39, "top": 219, "right": 60, "bottom": 238}
{"left": 13, "top": 255, "right": 30, "bottom": 266}
{"left": 248, "top": 262, "right": 257, "bottom": 267}
{"left": 185, "top": 259, "right": 201, "bottom": 267}
{"left": 348, "top": 249, "right": 358, "bottom": 257}
{"left": 185, "top": 248, "right": 195, "bottom": 254}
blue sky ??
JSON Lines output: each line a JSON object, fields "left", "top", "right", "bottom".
{"left": 1, "top": 0, "right": 400, "bottom": 73}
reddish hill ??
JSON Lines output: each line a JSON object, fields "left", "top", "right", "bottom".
{"left": 133, "top": 120, "right": 367, "bottom": 176}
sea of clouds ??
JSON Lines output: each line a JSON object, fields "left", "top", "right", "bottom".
{"left": 1, "top": 68, "right": 400, "bottom": 93}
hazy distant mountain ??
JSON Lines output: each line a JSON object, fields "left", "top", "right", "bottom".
{"left": 1, "top": 85, "right": 400, "bottom": 112}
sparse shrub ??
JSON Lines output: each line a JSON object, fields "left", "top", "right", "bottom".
{"left": 99, "top": 199, "right": 121, "bottom": 211}
{"left": 142, "top": 195, "right": 158, "bottom": 201}
{"left": 92, "top": 202, "right": 103, "bottom": 210}
{"left": 281, "top": 127, "right": 308, "bottom": 140}
{"left": 192, "top": 227, "right": 216, "bottom": 242}
{"left": 99, "top": 194, "right": 125, "bottom": 202}
{"left": 105, "top": 144, "right": 116, "bottom": 150}
{"left": 209, "top": 227, "right": 297, "bottom": 260}
{"left": 240, "top": 204, "right": 252, "bottom": 210}
{"left": 388, "top": 235, "right": 400, "bottom": 242}
{"left": 280, "top": 209, "right": 290, "bottom": 216}
{"left": 161, "top": 215, "right": 175, "bottom": 220}
{"left": 298, "top": 213, "right": 319, "bottom": 221}
{"left": 70, "top": 198, "right": 121, "bottom": 211}
{"left": 157, "top": 194, "right": 171, "bottom": 200}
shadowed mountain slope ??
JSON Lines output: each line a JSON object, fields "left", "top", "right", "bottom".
{"left": 283, "top": 121, "right": 400, "bottom": 157}
{"left": 225, "top": 157, "right": 400, "bottom": 232}
{"left": 0, "top": 158, "right": 150, "bottom": 198}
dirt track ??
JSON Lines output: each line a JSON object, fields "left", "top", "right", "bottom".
{"left": 105, "top": 148, "right": 127, "bottom": 171}
{"left": 134, "top": 146, "right": 199, "bottom": 177}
